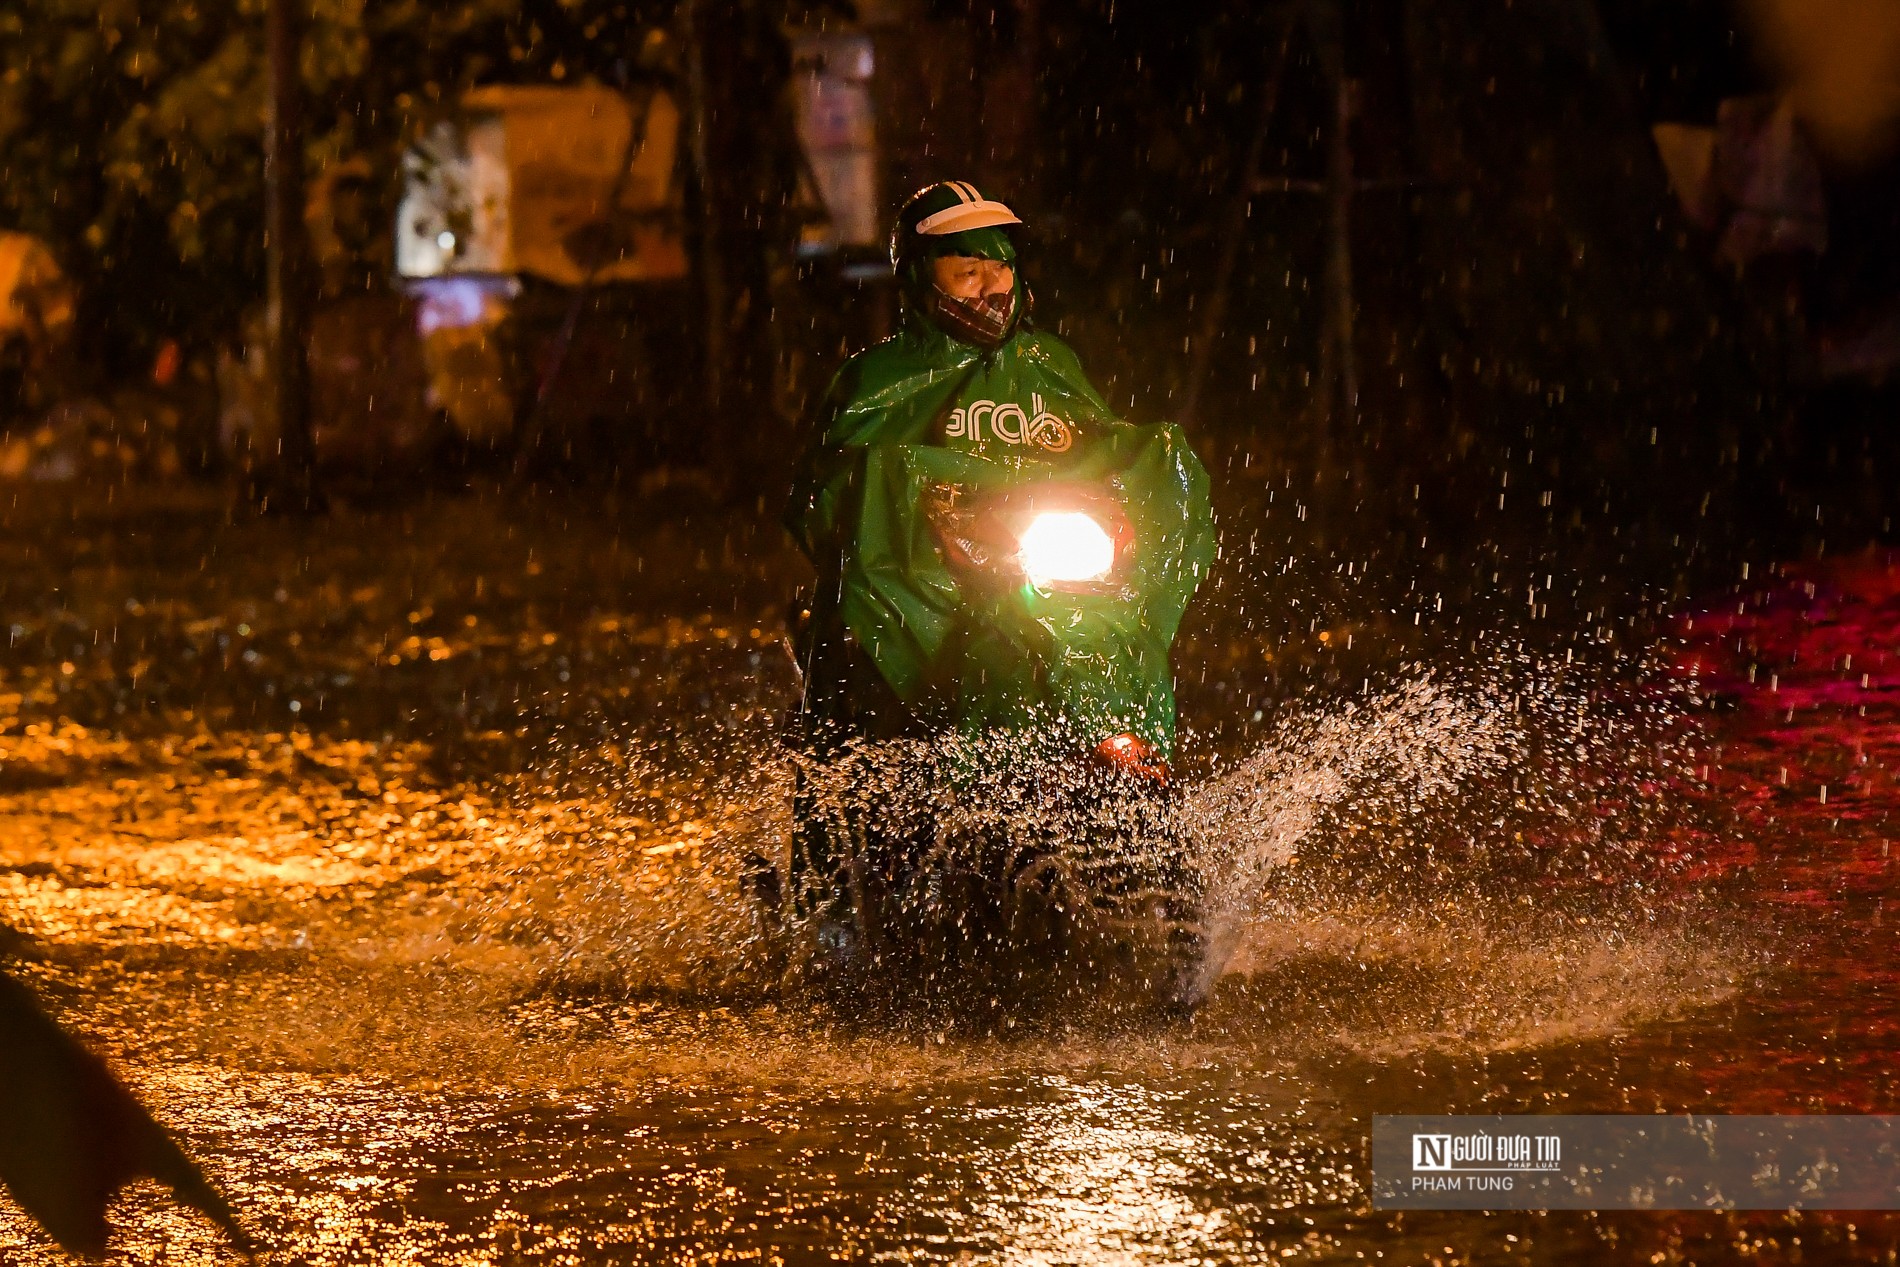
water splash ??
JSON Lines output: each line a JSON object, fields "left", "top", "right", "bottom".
{"left": 1183, "top": 676, "right": 1527, "bottom": 991}
{"left": 1175, "top": 655, "right": 1748, "bottom": 1053}
{"left": 411, "top": 651, "right": 1743, "bottom": 1056}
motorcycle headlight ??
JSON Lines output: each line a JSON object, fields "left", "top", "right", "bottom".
{"left": 1017, "top": 510, "right": 1116, "bottom": 588}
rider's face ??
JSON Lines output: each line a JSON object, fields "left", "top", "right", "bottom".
{"left": 931, "top": 254, "right": 1015, "bottom": 301}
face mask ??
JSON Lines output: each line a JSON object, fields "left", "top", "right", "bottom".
{"left": 926, "top": 285, "right": 1020, "bottom": 348}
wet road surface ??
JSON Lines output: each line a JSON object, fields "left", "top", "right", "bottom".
{"left": 0, "top": 488, "right": 1895, "bottom": 1263}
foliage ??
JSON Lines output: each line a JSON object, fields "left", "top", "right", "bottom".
{"left": 0, "top": 0, "right": 670, "bottom": 376}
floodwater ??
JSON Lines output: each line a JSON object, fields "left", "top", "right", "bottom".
{"left": 0, "top": 488, "right": 1895, "bottom": 1264}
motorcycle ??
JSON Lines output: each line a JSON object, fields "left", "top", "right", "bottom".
{"left": 761, "top": 478, "right": 1209, "bottom": 1018}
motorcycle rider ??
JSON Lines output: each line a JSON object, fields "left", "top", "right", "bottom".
{"left": 777, "top": 180, "right": 1215, "bottom": 933}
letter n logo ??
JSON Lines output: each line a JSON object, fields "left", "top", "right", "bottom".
{"left": 1413, "top": 1135, "right": 1451, "bottom": 1170}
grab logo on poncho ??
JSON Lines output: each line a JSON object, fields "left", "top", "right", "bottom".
{"left": 943, "top": 393, "right": 1073, "bottom": 453}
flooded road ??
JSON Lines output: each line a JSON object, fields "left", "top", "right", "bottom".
{"left": 0, "top": 488, "right": 1895, "bottom": 1264}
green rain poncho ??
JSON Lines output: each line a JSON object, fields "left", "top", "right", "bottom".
{"left": 785, "top": 232, "right": 1215, "bottom": 759}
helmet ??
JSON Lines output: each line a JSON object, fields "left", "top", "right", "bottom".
{"left": 888, "top": 181, "right": 1023, "bottom": 275}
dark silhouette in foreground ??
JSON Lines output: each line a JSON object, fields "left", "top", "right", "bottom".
{"left": 0, "top": 971, "right": 253, "bottom": 1258}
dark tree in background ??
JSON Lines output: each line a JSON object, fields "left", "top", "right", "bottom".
{"left": 1035, "top": 2, "right": 1753, "bottom": 422}
{"left": 0, "top": 0, "right": 672, "bottom": 379}
{"left": 0, "top": 0, "right": 271, "bottom": 381}
{"left": 1023, "top": 0, "right": 1814, "bottom": 581}
{"left": 263, "top": 0, "right": 318, "bottom": 511}
{"left": 681, "top": 0, "right": 800, "bottom": 483}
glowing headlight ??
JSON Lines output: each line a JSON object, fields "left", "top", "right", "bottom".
{"left": 1017, "top": 510, "right": 1115, "bottom": 588}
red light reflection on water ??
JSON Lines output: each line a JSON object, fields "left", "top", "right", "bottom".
{"left": 1658, "top": 553, "right": 1900, "bottom": 1123}
{"left": 1675, "top": 554, "right": 1900, "bottom": 879}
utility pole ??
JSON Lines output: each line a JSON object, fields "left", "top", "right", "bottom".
{"left": 1181, "top": 11, "right": 1296, "bottom": 430}
{"left": 1304, "top": 0, "right": 1356, "bottom": 468}
{"left": 680, "top": 0, "right": 727, "bottom": 421}
{"left": 263, "top": 0, "right": 321, "bottom": 513}
{"left": 1318, "top": 70, "right": 1358, "bottom": 449}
